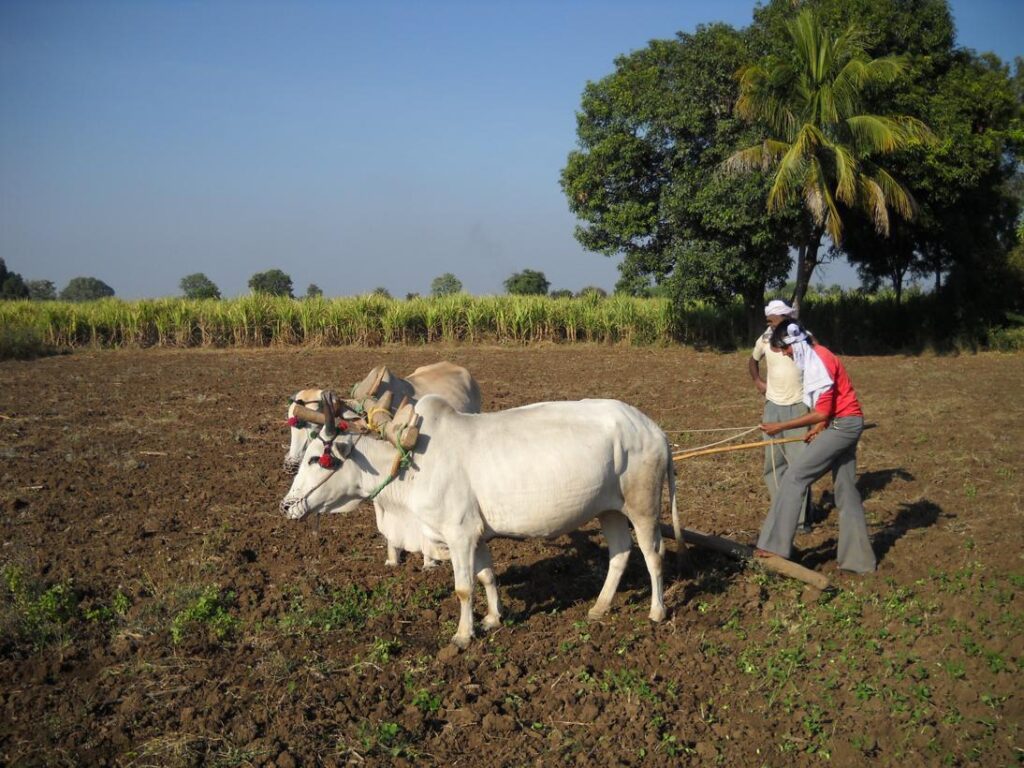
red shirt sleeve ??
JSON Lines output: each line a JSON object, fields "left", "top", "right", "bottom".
{"left": 810, "top": 345, "right": 862, "bottom": 420}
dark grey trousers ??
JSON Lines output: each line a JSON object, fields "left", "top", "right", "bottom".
{"left": 757, "top": 416, "right": 876, "bottom": 573}
{"left": 762, "top": 401, "right": 812, "bottom": 527}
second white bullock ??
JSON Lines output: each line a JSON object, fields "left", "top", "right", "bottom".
{"left": 281, "top": 393, "right": 684, "bottom": 647}
{"left": 283, "top": 361, "right": 480, "bottom": 473}
{"left": 284, "top": 362, "right": 480, "bottom": 569}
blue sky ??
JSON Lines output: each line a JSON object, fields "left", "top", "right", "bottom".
{"left": 1, "top": 1, "right": 1020, "bottom": 299}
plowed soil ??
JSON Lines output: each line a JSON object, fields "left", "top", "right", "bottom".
{"left": 1, "top": 345, "right": 1021, "bottom": 767}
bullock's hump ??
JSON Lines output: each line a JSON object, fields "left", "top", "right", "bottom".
{"left": 413, "top": 393, "right": 457, "bottom": 420}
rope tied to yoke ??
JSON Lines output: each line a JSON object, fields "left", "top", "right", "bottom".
{"left": 368, "top": 428, "right": 414, "bottom": 500}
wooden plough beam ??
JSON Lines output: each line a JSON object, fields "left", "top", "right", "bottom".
{"left": 660, "top": 524, "right": 831, "bottom": 591}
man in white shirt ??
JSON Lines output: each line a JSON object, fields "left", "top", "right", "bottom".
{"left": 748, "top": 300, "right": 813, "bottom": 532}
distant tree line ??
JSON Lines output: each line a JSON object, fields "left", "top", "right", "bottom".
{"left": 0, "top": 261, "right": 620, "bottom": 304}
{"left": 0, "top": 259, "right": 116, "bottom": 301}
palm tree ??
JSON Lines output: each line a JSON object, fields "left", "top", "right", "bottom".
{"left": 725, "top": 9, "right": 933, "bottom": 310}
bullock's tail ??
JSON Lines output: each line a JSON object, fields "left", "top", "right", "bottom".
{"left": 668, "top": 451, "right": 691, "bottom": 574}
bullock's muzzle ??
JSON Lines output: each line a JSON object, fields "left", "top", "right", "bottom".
{"left": 280, "top": 495, "right": 310, "bottom": 521}
{"left": 282, "top": 457, "right": 301, "bottom": 475}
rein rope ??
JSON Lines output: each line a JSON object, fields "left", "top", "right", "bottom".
{"left": 672, "top": 425, "right": 761, "bottom": 455}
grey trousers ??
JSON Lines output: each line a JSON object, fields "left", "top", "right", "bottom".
{"left": 757, "top": 416, "right": 876, "bottom": 573}
{"left": 762, "top": 401, "right": 812, "bottom": 527}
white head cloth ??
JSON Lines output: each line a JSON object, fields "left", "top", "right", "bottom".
{"left": 764, "top": 299, "right": 797, "bottom": 319}
{"left": 782, "top": 323, "right": 832, "bottom": 407}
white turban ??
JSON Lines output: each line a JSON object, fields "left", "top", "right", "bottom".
{"left": 782, "top": 323, "right": 832, "bottom": 407}
{"left": 764, "top": 299, "right": 797, "bottom": 318}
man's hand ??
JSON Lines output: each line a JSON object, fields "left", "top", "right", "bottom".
{"left": 804, "top": 423, "right": 826, "bottom": 443}
{"left": 760, "top": 422, "right": 784, "bottom": 437}
{"left": 754, "top": 379, "right": 767, "bottom": 395}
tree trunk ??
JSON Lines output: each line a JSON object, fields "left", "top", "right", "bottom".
{"left": 891, "top": 266, "right": 904, "bottom": 307}
{"left": 742, "top": 281, "right": 766, "bottom": 343}
{"left": 791, "top": 229, "right": 823, "bottom": 314}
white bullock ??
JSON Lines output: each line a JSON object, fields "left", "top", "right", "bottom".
{"left": 281, "top": 393, "right": 684, "bottom": 647}
{"left": 283, "top": 362, "right": 480, "bottom": 569}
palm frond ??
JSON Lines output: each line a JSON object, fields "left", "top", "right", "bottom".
{"left": 767, "top": 143, "right": 809, "bottom": 212}
{"left": 894, "top": 116, "right": 937, "bottom": 145}
{"left": 736, "top": 64, "right": 798, "bottom": 137}
{"left": 845, "top": 115, "right": 905, "bottom": 154}
{"left": 870, "top": 165, "right": 917, "bottom": 221}
{"left": 832, "top": 59, "right": 869, "bottom": 114}
{"left": 722, "top": 145, "right": 766, "bottom": 174}
{"left": 857, "top": 176, "right": 890, "bottom": 234}
{"left": 803, "top": 157, "right": 844, "bottom": 243}
{"left": 831, "top": 143, "right": 859, "bottom": 205}
{"left": 861, "top": 56, "right": 906, "bottom": 86}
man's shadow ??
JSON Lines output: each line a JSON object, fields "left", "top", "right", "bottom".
{"left": 801, "top": 495, "right": 946, "bottom": 570}
{"left": 814, "top": 467, "right": 914, "bottom": 515}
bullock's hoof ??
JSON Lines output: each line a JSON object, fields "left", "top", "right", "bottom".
{"left": 587, "top": 605, "right": 609, "bottom": 621}
{"left": 482, "top": 614, "right": 501, "bottom": 631}
{"left": 649, "top": 605, "right": 666, "bottom": 622}
{"left": 421, "top": 557, "right": 439, "bottom": 570}
{"left": 384, "top": 559, "right": 399, "bottom": 567}
{"left": 450, "top": 633, "right": 473, "bottom": 650}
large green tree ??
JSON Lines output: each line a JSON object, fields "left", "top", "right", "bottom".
{"left": 60, "top": 277, "right": 115, "bottom": 301}
{"left": 841, "top": 52, "right": 1021, "bottom": 307}
{"left": 430, "top": 272, "right": 463, "bottom": 297}
{"left": 749, "top": 0, "right": 1021, "bottom": 318}
{"left": 561, "top": 24, "right": 796, "bottom": 335}
{"left": 248, "top": 269, "right": 293, "bottom": 297}
{"left": 503, "top": 269, "right": 550, "bottom": 296}
{"left": 857, "top": 52, "right": 1019, "bottom": 315}
{"left": 180, "top": 272, "right": 221, "bottom": 299}
{"left": 726, "top": 7, "right": 933, "bottom": 311}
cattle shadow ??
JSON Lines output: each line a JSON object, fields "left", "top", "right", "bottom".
{"left": 498, "top": 529, "right": 741, "bottom": 621}
{"left": 798, "top": 498, "right": 946, "bottom": 570}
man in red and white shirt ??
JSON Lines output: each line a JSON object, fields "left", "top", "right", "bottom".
{"left": 755, "top": 323, "right": 876, "bottom": 574}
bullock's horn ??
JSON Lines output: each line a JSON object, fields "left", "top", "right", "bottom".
{"left": 370, "top": 366, "right": 389, "bottom": 396}
{"left": 292, "top": 404, "right": 327, "bottom": 425}
{"left": 321, "top": 391, "right": 338, "bottom": 439}
{"left": 352, "top": 365, "right": 388, "bottom": 401}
